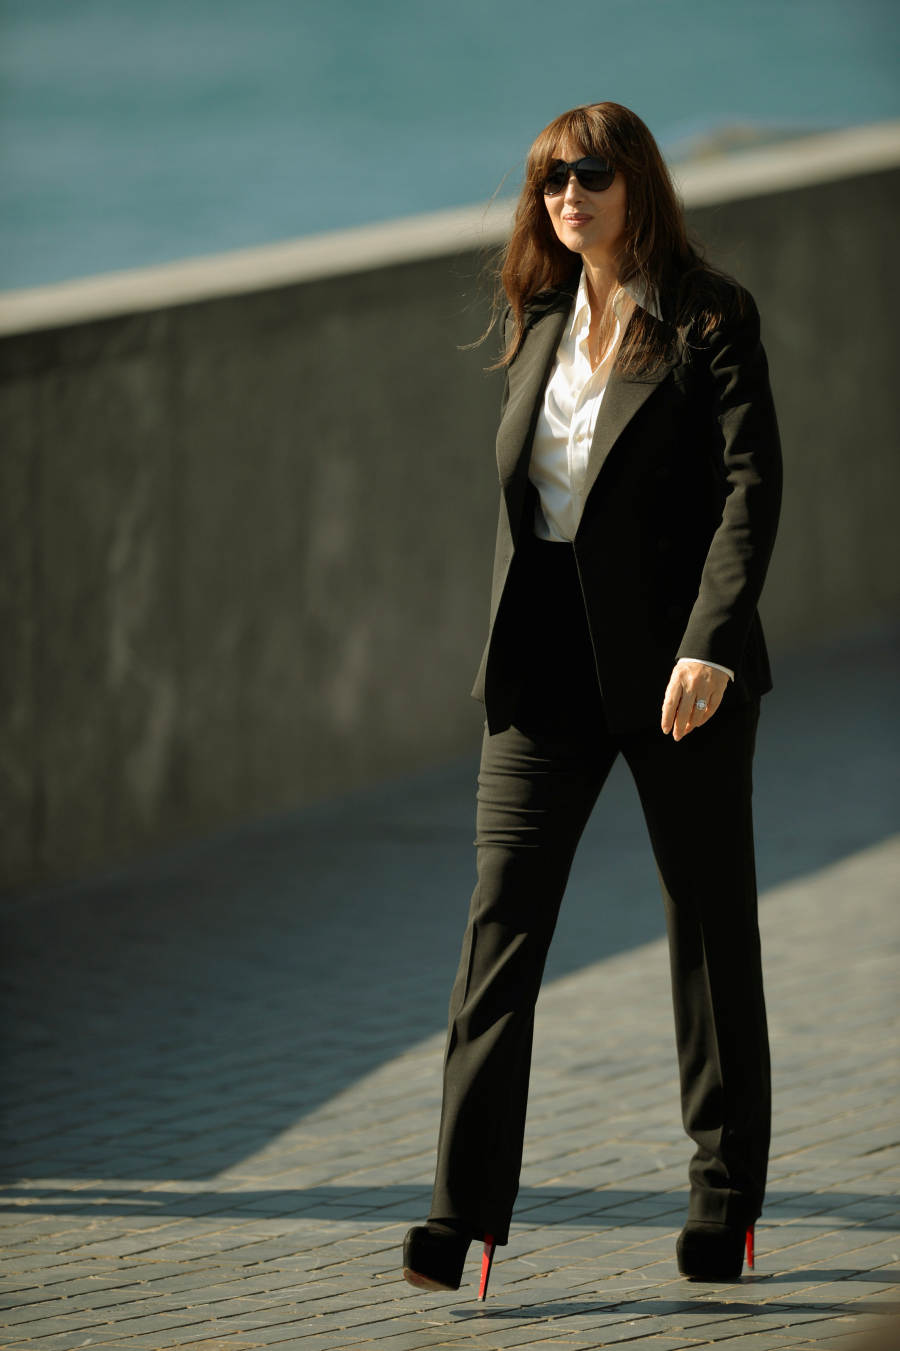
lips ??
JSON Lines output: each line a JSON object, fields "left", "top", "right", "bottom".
{"left": 563, "top": 214, "right": 592, "bottom": 225}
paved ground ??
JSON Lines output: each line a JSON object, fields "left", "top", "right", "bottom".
{"left": 2, "top": 624, "right": 899, "bottom": 1351}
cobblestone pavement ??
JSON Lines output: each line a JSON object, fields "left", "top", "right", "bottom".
{"left": 2, "top": 626, "right": 899, "bottom": 1351}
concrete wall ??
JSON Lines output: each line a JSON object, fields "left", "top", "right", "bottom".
{"left": 3, "top": 125, "right": 899, "bottom": 892}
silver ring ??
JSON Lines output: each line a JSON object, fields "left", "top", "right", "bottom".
{"left": 694, "top": 698, "right": 708, "bottom": 712}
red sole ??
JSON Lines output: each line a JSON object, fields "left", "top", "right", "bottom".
{"left": 402, "top": 1266, "right": 457, "bottom": 1292}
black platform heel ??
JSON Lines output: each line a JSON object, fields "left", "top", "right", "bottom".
{"left": 676, "top": 1220, "right": 755, "bottom": 1281}
{"left": 402, "top": 1221, "right": 497, "bottom": 1300}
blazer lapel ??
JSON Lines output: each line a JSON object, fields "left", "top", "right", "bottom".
{"left": 495, "top": 295, "right": 571, "bottom": 539}
{"left": 578, "top": 341, "right": 679, "bottom": 510}
{"left": 495, "top": 289, "right": 681, "bottom": 544}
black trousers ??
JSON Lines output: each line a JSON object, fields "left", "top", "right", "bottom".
{"left": 429, "top": 536, "right": 770, "bottom": 1244}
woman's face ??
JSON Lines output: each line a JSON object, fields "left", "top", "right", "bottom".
{"left": 543, "top": 139, "right": 628, "bottom": 267}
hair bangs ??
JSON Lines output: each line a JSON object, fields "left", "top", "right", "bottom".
{"left": 526, "top": 107, "right": 616, "bottom": 187}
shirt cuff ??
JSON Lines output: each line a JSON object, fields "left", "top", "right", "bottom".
{"left": 676, "top": 656, "right": 735, "bottom": 681}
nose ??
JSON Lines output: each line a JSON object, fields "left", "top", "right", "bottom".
{"left": 563, "top": 169, "right": 583, "bottom": 201}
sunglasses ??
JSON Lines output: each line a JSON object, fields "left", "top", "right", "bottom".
{"left": 542, "top": 156, "right": 615, "bottom": 196}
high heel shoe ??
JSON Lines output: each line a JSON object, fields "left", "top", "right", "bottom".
{"left": 402, "top": 1221, "right": 497, "bottom": 1300}
{"left": 676, "top": 1220, "right": 756, "bottom": 1281}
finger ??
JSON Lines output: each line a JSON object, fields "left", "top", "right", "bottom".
{"left": 661, "top": 674, "right": 684, "bottom": 733}
{"left": 673, "top": 695, "right": 694, "bottom": 740}
{"left": 692, "top": 692, "right": 713, "bottom": 722}
{"left": 677, "top": 685, "right": 721, "bottom": 738}
{"left": 674, "top": 687, "right": 709, "bottom": 739}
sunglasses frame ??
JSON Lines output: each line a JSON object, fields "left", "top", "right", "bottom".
{"left": 542, "top": 156, "right": 616, "bottom": 196}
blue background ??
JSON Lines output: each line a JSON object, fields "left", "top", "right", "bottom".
{"left": 2, "top": 0, "right": 898, "bottom": 286}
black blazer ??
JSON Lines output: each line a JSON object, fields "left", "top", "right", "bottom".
{"left": 472, "top": 277, "right": 783, "bottom": 734}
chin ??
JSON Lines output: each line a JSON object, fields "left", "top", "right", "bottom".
{"left": 561, "top": 230, "right": 595, "bottom": 253}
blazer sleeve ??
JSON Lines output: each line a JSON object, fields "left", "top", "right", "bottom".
{"left": 675, "top": 288, "right": 783, "bottom": 673}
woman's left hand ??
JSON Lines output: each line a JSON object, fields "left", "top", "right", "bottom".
{"left": 661, "top": 661, "right": 730, "bottom": 741}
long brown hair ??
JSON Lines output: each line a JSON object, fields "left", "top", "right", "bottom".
{"left": 491, "top": 101, "right": 741, "bottom": 374}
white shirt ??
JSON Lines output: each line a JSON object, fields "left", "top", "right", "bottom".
{"left": 528, "top": 267, "right": 734, "bottom": 682}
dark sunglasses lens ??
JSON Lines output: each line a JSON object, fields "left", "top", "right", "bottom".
{"left": 543, "top": 162, "right": 568, "bottom": 195}
{"left": 577, "top": 159, "right": 614, "bottom": 191}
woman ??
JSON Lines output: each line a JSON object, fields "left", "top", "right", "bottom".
{"left": 402, "top": 101, "right": 782, "bottom": 1299}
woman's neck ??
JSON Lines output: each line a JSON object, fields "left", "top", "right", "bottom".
{"left": 581, "top": 255, "right": 621, "bottom": 313}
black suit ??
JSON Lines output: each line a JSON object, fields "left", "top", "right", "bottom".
{"left": 429, "top": 277, "right": 782, "bottom": 1247}
{"left": 473, "top": 277, "right": 781, "bottom": 733}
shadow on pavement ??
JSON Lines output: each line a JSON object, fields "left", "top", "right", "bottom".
{"left": 2, "top": 622, "right": 897, "bottom": 1182}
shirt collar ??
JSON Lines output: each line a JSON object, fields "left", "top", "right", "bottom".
{"left": 568, "top": 267, "right": 592, "bottom": 336}
{"left": 568, "top": 266, "right": 662, "bottom": 333}
{"left": 621, "top": 273, "right": 663, "bottom": 321}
